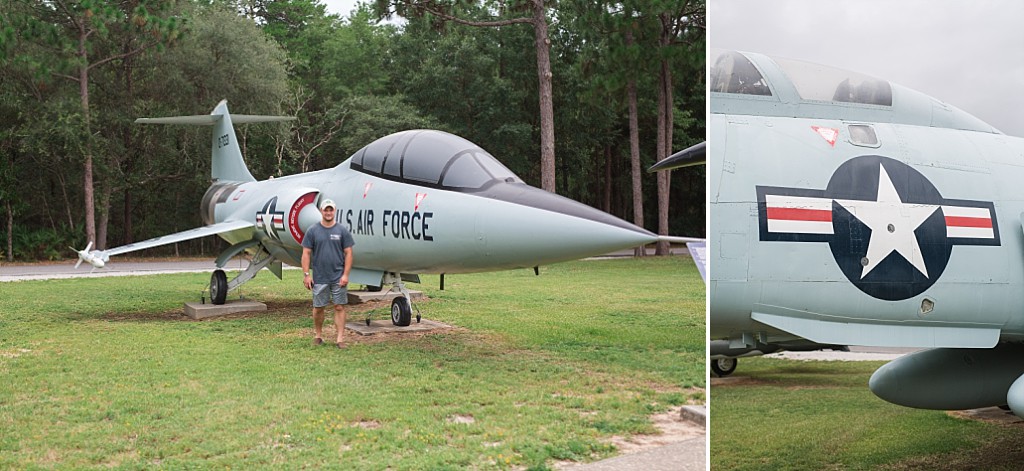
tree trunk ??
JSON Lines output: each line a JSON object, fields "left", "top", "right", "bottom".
{"left": 655, "top": 62, "right": 670, "bottom": 255}
{"left": 655, "top": 14, "right": 674, "bottom": 256}
{"left": 628, "top": 75, "right": 645, "bottom": 257}
{"left": 532, "top": 0, "right": 556, "bottom": 193}
{"left": 79, "top": 29, "right": 97, "bottom": 247}
{"left": 121, "top": 41, "right": 136, "bottom": 245}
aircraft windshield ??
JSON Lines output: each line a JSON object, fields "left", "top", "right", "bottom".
{"left": 773, "top": 57, "right": 892, "bottom": 106}
{"left": 350, "top": 130, "right": 522, "bottom": 191}
{"left": 710, "top": 50, "right": 772, "bottom": 96}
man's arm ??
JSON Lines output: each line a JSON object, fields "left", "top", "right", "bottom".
{"left": 301, "top": 247, "right": 313, "bottom": 290}
{"left": 340, "top": 247, "right": 353, "bottom": 287}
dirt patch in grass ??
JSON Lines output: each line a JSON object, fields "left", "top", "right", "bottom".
{"left": 553, "top": 405, "right": 705, "bottom": 469}
{"left": 784, "top": 385, "right": 837, "bottom": 391}
{"left": 949, "top": 407, "right": 1024, "bottom": 426}
{"left": 609, "top": 406, "right": 704, "bottom": 452}
{"left": 881, "top": 431, "right": 1024, "bottom": 470}
{"left": 710, "top": 376, "right": 773, "bottom": 388}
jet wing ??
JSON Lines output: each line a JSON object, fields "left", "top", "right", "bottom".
{"left": 750, "top": 312, "right": 1001, "bottom": 349}
{"left": 96, "top": 220, "right": 255, "bottom": 261}
{"left": 648, "top": 141, "right": 706, "bottom": 171}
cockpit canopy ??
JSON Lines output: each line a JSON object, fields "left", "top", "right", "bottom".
{"left": 349, "top": 130, "right": 523, "bottom": 191}
{"left": 711, "top": 50, "right": 892, "bottom": 106}
{"left": 710, "top": 49, "right": 998, "bottom": 134}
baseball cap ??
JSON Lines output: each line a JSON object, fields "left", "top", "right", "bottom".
{"left": 320, "top": 199, "right": 336, "bottom": 210}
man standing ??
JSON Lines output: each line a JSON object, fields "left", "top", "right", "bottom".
{"left": 301, "top": 199, "right": 355, "bottom": 349}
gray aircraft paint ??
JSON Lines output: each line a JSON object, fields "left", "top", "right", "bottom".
{"left": 710, "top": 51, "right": 1024, "bottom": 415}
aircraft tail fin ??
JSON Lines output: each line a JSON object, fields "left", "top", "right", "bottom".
{"left": 135, "top": 100, "right": 295, "bottom": 183}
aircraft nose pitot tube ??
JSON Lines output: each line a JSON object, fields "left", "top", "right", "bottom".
{"left": 869, "top": 345, "right": 1024, "bottom": 413}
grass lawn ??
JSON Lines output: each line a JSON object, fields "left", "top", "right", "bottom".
{"left": 711, "top": 357, "right": 1024, "bottom": 470}
{"left": 0, "top": 256, "right": 703, "bottom": 469}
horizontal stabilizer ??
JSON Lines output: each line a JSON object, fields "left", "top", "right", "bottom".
{"left": 751, "top": 311, "right": 1000, "bottom": 349}
{"left": 135, "top": 115, "right": 295, "bottom": 125}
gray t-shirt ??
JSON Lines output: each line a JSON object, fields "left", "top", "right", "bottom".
{"left": 302, "top": 223, "right": 355, "bottom": 284}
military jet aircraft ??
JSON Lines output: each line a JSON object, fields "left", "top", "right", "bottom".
{"left": 708, "top": 49, "right": 1024, "bottom": 414}
{"left": 75, "top": 100, "right": 659, "bottom": 326}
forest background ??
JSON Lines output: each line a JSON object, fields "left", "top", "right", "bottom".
{"left": 0, "top": 0, "right": 704, "bottom": 261}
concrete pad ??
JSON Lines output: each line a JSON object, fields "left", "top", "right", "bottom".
{"left": 347, "top": 289, "right": 424, "bottom": 305}
{"left": 567, "top": 436, "right": 706, "bottom": 471}
{"left": 346, "top": 318, "right": 452, "bottom": 336}
{"left": 184, "top": 300, "right": 267, "bottom": 320}
{"left": 679, "top": 405, "right": 706, "bottom": 429}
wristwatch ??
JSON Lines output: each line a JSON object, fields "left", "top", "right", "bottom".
{"left": 304, "top": 272, "right": 310, "bottom": 276}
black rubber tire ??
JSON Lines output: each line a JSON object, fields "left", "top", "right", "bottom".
{"left": 366, "top": 285, "right": 383, "bottom": 292}
{"left": 391, "top": 296, "right": 412, "bottom": 326}
{"left": 210, "top": 270, "right": 228, "bottom": 305}
{"left": 365, "top": 318, "right": 371, "bottom": 326}
{"left": 711, "top": 358, "right": 737, "bottom": 377}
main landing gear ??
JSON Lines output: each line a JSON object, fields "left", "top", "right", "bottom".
{"left": 711, "top": 358, "right": 737, "bottom": 377}
{"left": 207, "top": 248, "right": 278, "bottom": 305}
{"left": 363, "top": 272, "right": 422, "bottom": 326}
{"left": 210, "top": 270, "right": 228, "bottom": 305}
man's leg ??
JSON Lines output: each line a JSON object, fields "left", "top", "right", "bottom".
{"left": 313, "top": 306, "right": 325, "bottom": 341}
{"left": 334, "top": 304, "right": 347, "bottom": 345}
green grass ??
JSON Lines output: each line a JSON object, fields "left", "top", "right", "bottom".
{"left": 711, "top": 357, "right": 1024, "bottom": 470}
{"left": 0, "top": 256, "right": 703, "bottom": 469}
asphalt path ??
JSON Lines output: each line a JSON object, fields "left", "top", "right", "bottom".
{"left": 0, "top": 260, "right": 239, "bottom": 282}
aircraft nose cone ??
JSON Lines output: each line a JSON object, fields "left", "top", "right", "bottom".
{"left": 474, "top": 183, "right": 657, "bottom": 264}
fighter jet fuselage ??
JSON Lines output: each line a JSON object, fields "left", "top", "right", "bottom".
{"left": 84, "top": 101, "right": 657, "bottom": 325}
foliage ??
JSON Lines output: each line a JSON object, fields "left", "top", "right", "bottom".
{"left": 0, "top": 257, "right": 703, "bottom": 468}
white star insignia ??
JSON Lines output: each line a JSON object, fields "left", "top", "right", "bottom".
{"left": 834, "top": 164, "right": 939, "bottom": 279}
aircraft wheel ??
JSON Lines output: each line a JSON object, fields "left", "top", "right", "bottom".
{"left": 366, "top": 285, "right": 383, "bottom": 292}
{"left": 365, "top": 318, "right": 371, "bottom": 326}
{"left": 391, "top": 296, "right": 412, "bottom": 326}
{"left": 711, "top": 358, "right": 737, "bottom": 377}
{"left": 210, "top": 270, "right": 228, "bottom": 305}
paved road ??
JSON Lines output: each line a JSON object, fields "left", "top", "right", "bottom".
{"left": 0, "top": 260, "right": 264, "bottom": 282}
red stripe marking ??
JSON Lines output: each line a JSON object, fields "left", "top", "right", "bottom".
{"left": 767, "top": 207, "right": 832, "bottom": 222}
{"left": 945, "top": 216, "right": 992, "bottom": 228}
